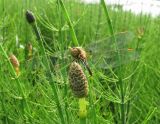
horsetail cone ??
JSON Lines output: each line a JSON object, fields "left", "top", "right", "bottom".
{"left": 25, "top": 10, "right": 40, "bottom": 40}
{"left": 25, "top": 10, "right": 35, "bottom": 24}
{"left": 9, "top": 54, "right": 20, "bottom": 76}
{"left": 69, "top": 62, "right": 88, "bottom": 98}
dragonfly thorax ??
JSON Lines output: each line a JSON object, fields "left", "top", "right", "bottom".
{"left": 69, "top": 47, "right": 87, "bottom": 62}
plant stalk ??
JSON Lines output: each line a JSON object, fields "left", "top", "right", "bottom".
{"left": 58, "top": 0, "right": 79, "bottom": 46}
{"left": 32, "top": 23, "right": 66, "bottom": 124}
{"left": 119, "top": 79, "right": 125, "bottom": 124}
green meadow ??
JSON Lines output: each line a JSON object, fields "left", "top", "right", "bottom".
{"left": 0, "top": 0, "right": 160, "bottom": 124}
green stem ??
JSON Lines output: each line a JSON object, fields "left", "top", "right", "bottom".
{"left": 79, "top": 98, "right": 88, "bottom": 124}
{"left": 0, "top": 44, "right": 31, "bottom": 121}
{"left": 2, "top": 0, "right": 5, "bottom": 43}
{"left": 95, "top": 4, "right": 102, "bottom": 40}
{"left": 126, "top": 37, "right": 141, "bottom": 122}
{"left": 0, "top": 87, "right": 8, "bottom": 124}
{"left": 100, "top": 0, "right": 121, "bottom": 70}
{"left": 58, "top": 0, "right": 79, "bottom": 46}
{"left": 100, "top": 1, "right": 125, "bottom": 123}
{"left": 80, "top": 118, "right": 86, "bottom": 124}
{"left": 32, "top": 23, "right": 66, "bottom": 124}
{"left": 119, "top": 79, "right": 125, "bottom": 124}
{"left": 89, "top": 77, "right": 97, "bottom": 124}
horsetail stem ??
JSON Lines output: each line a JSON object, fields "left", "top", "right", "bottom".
{"left": 101, "top": 1, "right": 125, "bottom": 123}
{"left": 79, "top": 98, "right": 88, "bottom": 119}
{"left": 69, "top": 62, "right": 88, "bottom": 119}
{"left": 25, "top": 10, "right": 66, "bottom": 124}
{"left": 58, "top": 0, "right": 79, "bottom": 46}
{"left": 27, "top": 43, "right": 33, "bottom": 60}
{"left": 0, "top": 44, "right": 31, "bottom": 122}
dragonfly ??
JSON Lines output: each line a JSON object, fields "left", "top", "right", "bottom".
{"left": 69, "top": 46, "right": 93, "bottom": 76}
{"left": 50, "top": 31, "right": 141, "bottom": 74}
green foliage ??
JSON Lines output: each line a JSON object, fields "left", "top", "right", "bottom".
{"left": 0, "top": 0, "right": 160, "bottom": 124}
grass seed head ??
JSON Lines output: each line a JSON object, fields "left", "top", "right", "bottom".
{"left": 69, "top": 61, "right": 88, "bottom": 98}
{"left": 26, "top": 10, "right": 35, "bottom": 24}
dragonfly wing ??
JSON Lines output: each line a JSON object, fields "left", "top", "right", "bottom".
{"left": 86, "top": 31, "right": 135, "bottom": 55}
{"left": 91, "top": 50, "right": 140, "bottom": 69}
{"left": 85, "top": 31, "right": 140, "bottom": 69}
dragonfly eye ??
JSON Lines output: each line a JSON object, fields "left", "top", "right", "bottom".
{"left": 69, "top": 47, "right": 79, "bottom": 58}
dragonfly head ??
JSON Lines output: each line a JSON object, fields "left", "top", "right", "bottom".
{"left": 69, "top": 47, "right": 81, "bottom": 58}
{"left": 69, "top": 47, "right": 87, "bottom": 61}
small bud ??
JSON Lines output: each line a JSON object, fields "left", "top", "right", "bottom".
{"left": 25, "top": 10, "right": 35, "bottom": 24}
{"left": 9, "top": 54, "right": 20, "bottom": 76}
{"left": 9, "top": 54, "right": 19, "bottom": 68}
{"left": 69, "top": 62, "right": 88, "bottom": 98}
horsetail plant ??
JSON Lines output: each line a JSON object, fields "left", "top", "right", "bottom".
{"left": 69, "top": 61, "right": 88, "bottom": 118}
{"left": 58, "top": 0, "right": 79, "bottom": 46}
{"left": 25, "top": 10, "right": 40, "bottom": 40}
{"left": 25, "top": 10, "right": 66, "bottom": 124}
{"left": 0, "top": 44, "right": 31, "bottom": 122}
{"left": 9, "top": 54, "right": 20, "bottom": 76}
{"left": 101, "top": 0, "right": 125, "bottom": 123}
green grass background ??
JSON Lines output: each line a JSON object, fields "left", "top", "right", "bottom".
{"left": 0, "top": 0, "right": 160, "bottom": 124}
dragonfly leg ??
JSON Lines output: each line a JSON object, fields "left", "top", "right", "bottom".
{"left": 81, "top": 60, "right": 92, "bottom": 76}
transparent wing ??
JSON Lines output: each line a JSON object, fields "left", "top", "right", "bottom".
{"left": 85, "top": 31, "right": 140, "bottom": 69}
{"left": 50, "top": 31, "right": 140, "bottom": 69}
